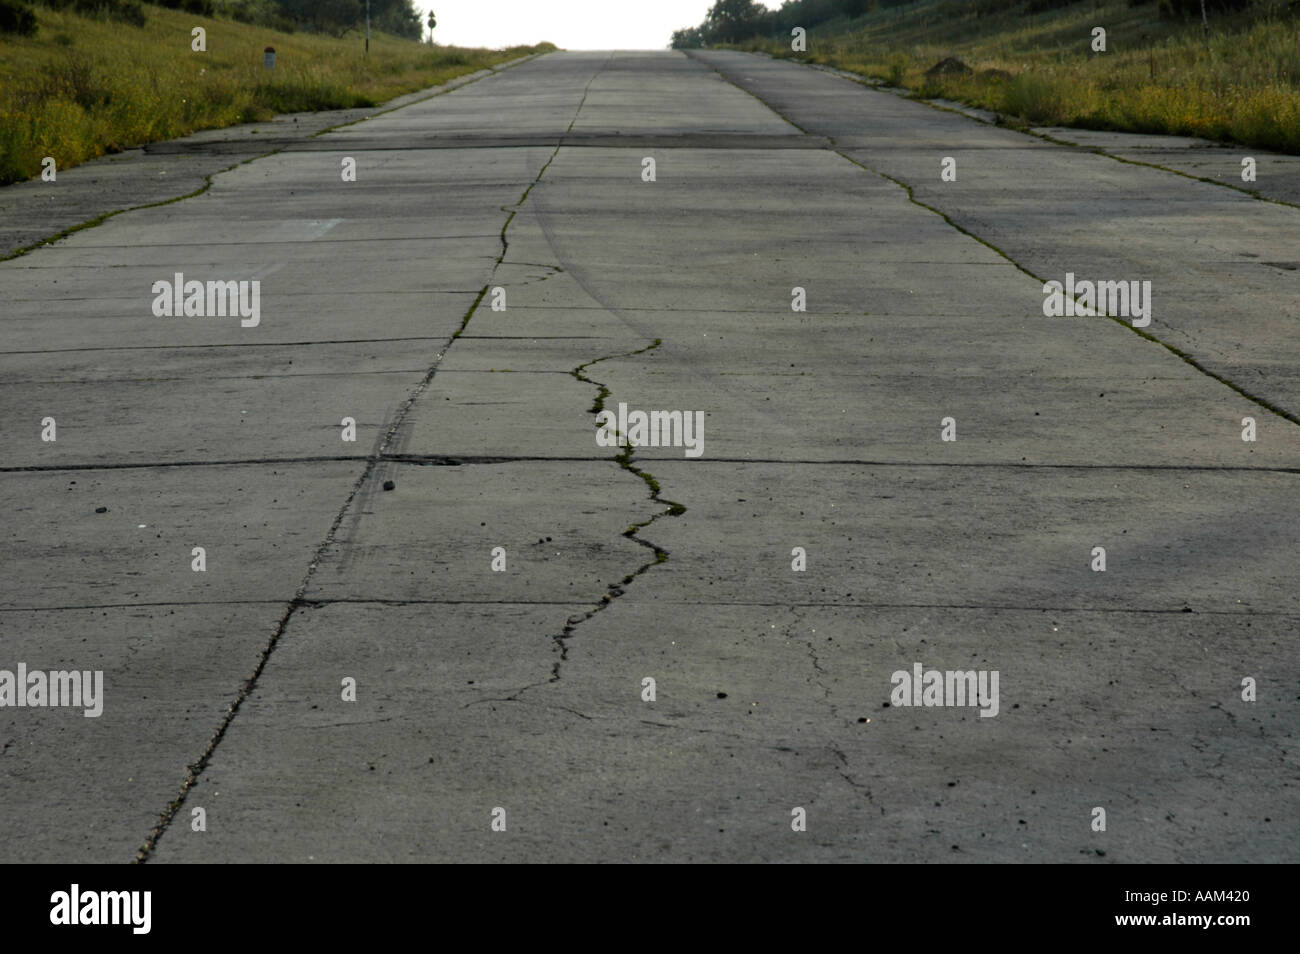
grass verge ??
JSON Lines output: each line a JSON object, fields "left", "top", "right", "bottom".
{"left": 0, "top": 3, "right": 555, "bottom": 184}
{"left": 736, "top": 0, "right": 1300, "bottom": 154}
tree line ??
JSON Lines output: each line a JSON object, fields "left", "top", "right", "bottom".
{"left": 217, "top": 0, "right": 424, "bottom": 38}
{"left": 671, "top": 0, "right": 1261, "bottom": 48}
{"left": 4, "top": 0, "right": 426, "bottom": 38}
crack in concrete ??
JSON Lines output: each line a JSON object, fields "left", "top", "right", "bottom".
{"left": 7, "top": 598, "right": 1286, "bottom": 616}
{"left": 132, "top": 60, "right": 597, "bottom": 864}
{"left": 850, "top": 159, "right": 1300, "bottom": 428}
{"left": 793, "top": 607, "right": 837, "bottom": 719}
{"left": 691, "top": 51, "right": 1300, "bottom": 429}
{"left": 300, "top": 717, "right": 395, "bottom": 730}
{"left": 459, "top": 696, "right": 594, "bottom": 721}
{"left": 8, "top": 456, "right": 1299, "bottom": 476}
{"left": 0, "top": 53, "right": 548, "bottom": 263}
{"left": 636, "top": 718, "right": 820, "bottom": 752}
{"left": 0, "top": 150, "right": 277, "bottom": 265}
{"left": 786, "top": 606, "right": 873, "bottom": 799}
{"left": 0, "top": 456, "right": 369, "bottom": 474}
{"left": 402, "top": 54, "right": 692, "bottom": 694}
{"left": 45, "top": 234, "right": 497, "bottom": 251}
{"left": 472, "top": 53, "right": 693, "bottom": 689}
{"left": 542, "top": 339, "right": 688, "bottom": 683}
{"left": 0, "top": 335, "right": 477, "bottom": 356}
{"left": 294, "top": 598, "right": 579, "bottom": 608}
{"left": 0, "top": 599, "right": 287, "bottom": 613}
{"left": 793, "top": 55, "right": 1300, "bottom": 214}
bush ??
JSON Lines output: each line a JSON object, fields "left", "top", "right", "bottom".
{"left": 147, "top": 0, "right": 213, "bottom": 13}
{"left": 0, "top": 0, "right": 38, "bottom": 34}
{"left": 1159, "top": 0, "right": 1253, "bottom": 15}
{"left": 37, "top": 0, "right": 146, "bottom": 26}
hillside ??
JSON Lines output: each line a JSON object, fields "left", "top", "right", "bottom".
{"left": 678, "top": 0, "right": 1300, "bottom": 153}
{"left": 0, "top": 1, "right": 555, "bottom": 184}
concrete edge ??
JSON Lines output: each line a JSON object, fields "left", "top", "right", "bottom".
{"left": 0, "top": 49, "right": 552, "bottom": 262}
{"left": 746, "top": 51, "right": 1297, "bottom": 210}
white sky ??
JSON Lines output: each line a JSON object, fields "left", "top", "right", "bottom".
{"left": 414, "top": 1, "right": 781, "bottom": 51}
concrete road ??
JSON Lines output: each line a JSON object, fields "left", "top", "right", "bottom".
{"left": 1, "top": 50, "right": 1296, "bottom": 864}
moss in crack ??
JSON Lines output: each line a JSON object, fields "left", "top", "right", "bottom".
{"left": 1, "top": 149, "right": 279, "bottom": 265}
{"left": 450, "top": 285, "right": 489, "bottom": 340}
{"left": 581, "top": 341, "right": 687, "bottom": 527}
{"left": 553, "top": 335, "right": 687, "bottom": 660}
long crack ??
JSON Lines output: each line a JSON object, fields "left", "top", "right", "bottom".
{"left": 691, "top": 50, "right": 1300, "bottom": 430}
{"left": 131, "top": 64, "right": 594, "bottom": 863}
{"left": 532, "top": 338, "right": 688, "bottom": 683}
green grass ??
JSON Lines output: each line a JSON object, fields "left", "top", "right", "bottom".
{"left": 736, "top": 0, "right": 1300, "bottom": 154}
{"left": 0, "top": 5, "right": 556, "bottom": 184}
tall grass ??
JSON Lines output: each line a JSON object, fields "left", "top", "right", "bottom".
{"left": 740, "top": 0, "right": 1300, "bottom": 153}
{"left": 0, "top": 5, "right": 555, "bottom": 184}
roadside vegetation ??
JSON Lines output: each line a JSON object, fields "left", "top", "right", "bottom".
{"left": 673, "top": 0, "right": 1300, "bottom": 154}
{"left": 0, "top": 1, "right": 555, "bottom": 184}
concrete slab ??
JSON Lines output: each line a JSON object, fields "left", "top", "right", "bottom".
{"left": 694, "top": 50, "right": 1300, "bottom": 420}
{"left": 0, "top": 462, "right": 360, "bottom": 609}
{"left": 2, "top": 49, "right": 1296, "bottom": 864}
{"left": 0, "top": 603, "right": 281, "bottom": 862}
{"left": 0, "top": 55, "right": 544, "bottom": 260}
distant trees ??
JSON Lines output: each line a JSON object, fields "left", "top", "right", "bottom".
{"left": 703, "top": 0, "right": 767, "bottom": 44}
{"left": 669, "top": 0, "right": 1268, "bottom": 48}
{"left": 208, "top": 0, "right": 423, "bottom": 38}
{"left": 276, "top": 0, "right": 359, "bottom": 35}
{"left": 371, "top": 0, "right": 420, "bottom": 39}
{"left": 672, "top": 0, "right": 891, "bottom": 48}
{"left": 670, "top": 24, "right": 705, "bottom": 48}
{"left": 1, "top": 0, "right": 428, "bottom": 38}
{"left": 0, "top": 0, "right": 39, "bottom": 36}
{"left": 1159, "top": 0, "right": 1252, "bottom": 12}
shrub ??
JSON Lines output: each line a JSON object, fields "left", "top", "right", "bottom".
{"left": 37, "top": 0, "right": 147, "bottom": 26}
{"left": 0, "top": 0, "right": 38, "bottom": 35}
{"left": 146, "top": 0, "right": 213, "bottom": 13}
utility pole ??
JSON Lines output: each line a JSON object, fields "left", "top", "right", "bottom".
{"left": 365, "top": 0, "right": 371, "bottom": 56}
{"left": 1199, "top": 0, "right": 1209, "bottom": 44}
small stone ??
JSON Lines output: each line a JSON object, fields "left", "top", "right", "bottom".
{"left": 716, "top": 692, "right": 727, "bottom": 699}
{"left": 382, "top": 480, "right": 395, "bottom": 491}
{"left": 95, "top": 507, "right": 107, "bottom": 513}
